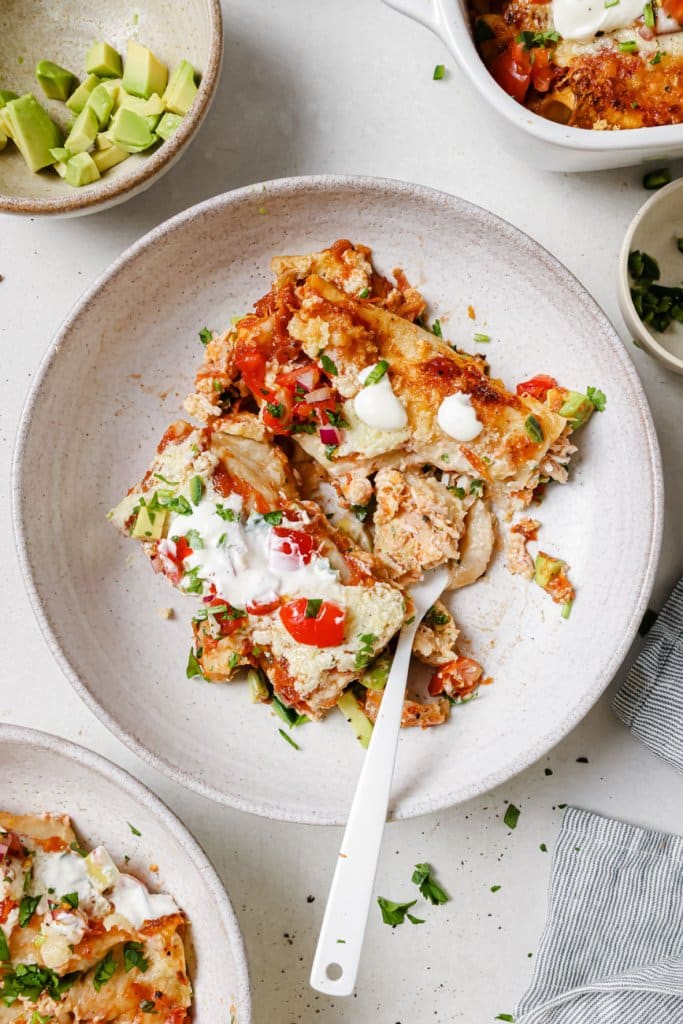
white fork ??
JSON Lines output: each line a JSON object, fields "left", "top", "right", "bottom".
{"left": 310, "top": 565, "right": 450, "bottom": 996}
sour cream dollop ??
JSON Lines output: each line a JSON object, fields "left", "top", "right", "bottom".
{"left": 552, "top": 0, "right": 644, "bottom": 40}
{"left": 437, "top": 392, "right": 483, "bottom": 442}
{"left": 353, "top": 364, "right": 408, "bottom": 431}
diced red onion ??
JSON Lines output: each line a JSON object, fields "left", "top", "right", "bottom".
{"left": 319, "top": 425, "right": 342, "bottom": 446}
{"left": 638, "top": 23, "right": 655, "bottom": 39}
{"left": 305, "top": 387, "right": 334, "bottom": 404}
{"left": 294, "top": 367, "right": 317, "bottom": 391}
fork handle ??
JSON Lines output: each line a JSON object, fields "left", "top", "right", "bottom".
{"left": 309, "top": 621, "right": 418, "bottom": 996}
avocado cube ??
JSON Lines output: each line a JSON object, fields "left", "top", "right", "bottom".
{"left": 156, "top": 111, "right": 183, "bottom": 141}
{"left": 35, "top": 60, "right": 78, "bottom": 101}
{"left": 53, "top": 160, "right": 67, "bottom": 178}
{"left": 64, "top": 105, "right": 99, "bottom": 155}
{"left": 108, "top": 107, "right": 156, "bottom": 151}
{"left": 5, "top": 93, "right": 62, "bottom": 172}
{"left": 131, "top": 505, "right": 168, "bottom": 540}
{"left": 0, "top": 107, "right": 13, "bottom": 139}
{"left": 122, "top": 39, "right": 168, "bottom": 99}
{"left": 534, "top": 553, "right": 565, "bottom": 590}
{"left": 49, "top": 146, "right": 71, "bottom": 162}
{"left": 0, "top": 89, "right": 19, "bottom": 108}
{"left": 559, "top": 390, "right": 594, "bottom": 429}
{"left": 86, "top": 83, "right": 115, "bottom": 128}
{"left": 336, "top": 691, "right": 374, "bottom": 749}
{"left": 0, "top": 128, "right": 7, "bottom": 151}
{"left": 66, "top": 73, "right": 100, "bottom": 114}
{"left": 163, "top": 59, "right": 197, "bottom": 116}
{"left": 85, "top": 41, "right": 123, "bottom": 79}
{"left": 115, "top": 90, "right": 163, "bottom": 129}
{"left": 92, "top": 134, "right": 129, "bottom": 172}
{"left": 64, "top": 151, "right": 100, "bottom": 187}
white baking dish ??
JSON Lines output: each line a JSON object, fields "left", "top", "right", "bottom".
{"left": 383, "top": 0, "right": 683, "bottom": 171}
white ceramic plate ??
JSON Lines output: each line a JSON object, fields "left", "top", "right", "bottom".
{"left": 0, "top": 723, "right": 251, "bottom": 1021}
{"left": 13, "top": 176, "right": 663, "bottom": 825}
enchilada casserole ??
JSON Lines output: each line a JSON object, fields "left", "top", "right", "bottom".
{"left": 0, "top": 811, "right": 190, "bottom": 1023}
{"left": 109, "top": 240, "right": 603, "bottom": 741}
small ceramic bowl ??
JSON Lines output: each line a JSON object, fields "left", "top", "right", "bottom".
{"left": 0, "top": 723, "right": 252, "bottom": 1022}
{"left": 0, "top": 0, "right": 222, "bottom": 216}
{"left": 618, "top": 177, "right": 683, "bottom": 375}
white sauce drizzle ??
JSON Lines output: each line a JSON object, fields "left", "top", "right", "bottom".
{"left": 437, "top": 392, "right": 483, "bottom": 442}
{"left": 353, "top": 364, "right": 408, "bottom": 431}
{"left": 552, "top": 0, "right": 645, "bottom": 40}
{"left": 165, "top": 495, "right": 345, "bottom": 608}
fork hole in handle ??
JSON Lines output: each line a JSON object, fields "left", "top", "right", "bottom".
{"left": 326, "top": 963, "right": 343, "bottom": 981}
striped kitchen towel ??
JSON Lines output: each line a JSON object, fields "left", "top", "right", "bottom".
{"left": 516, "top": 806, "right": 683, "bottom": 1023}
{"left": 613, "top": 576, "right": 683, "bottom": 772}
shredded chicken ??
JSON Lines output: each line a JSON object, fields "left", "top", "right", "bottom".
{"left": 413, "top": 601, "right": 460, "bottom": 666}
{"left": 506, "top": 517, "right": 541, "bottom": 579}
{"left": 363, "top": 689, "right": 450, "bottom": 728}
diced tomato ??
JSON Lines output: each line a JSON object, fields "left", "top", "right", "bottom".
{"left": 428, "top": 657, "right": 483, "bottom": 697}
{"left": 272, "top": 527, "right": 314, "bottom": 564}
{"left": 157, "top": 536, "right": 193, "bottom": 586}
{"left": 0, "top": 899, "right": 17, "bottom": 924}
{"left": 491, "top": 41, "right": 532, "bottom": 103}
{"left": 261, "top": 387, "right": 293, "bottom": 435}
{"left": 530, "top": 47, "right": 553, "bottom": 92}
{"left": 516, "top": 374, "right": 558, "bottom": 402}
{"left": 246, "top": 598, "right": 281, "bottom": 616}
{"left": 207, "top": 597, "right": 247, "bottom": 636}
{"left": 235, "top": 346, "right": 267, "bottom": 394}
{"left": 280, "top": 598, "right": 346, "bottom": 647}
{"left": 662, "top": 0, "right": 683, "bottom": 20}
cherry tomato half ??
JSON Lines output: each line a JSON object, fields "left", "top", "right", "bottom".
{"left": 491, "top": 41, "right": 532, "bottom": 103}
{"left": 279, "top": 598, "right": 346, "bottom": 647}
{"left": 516, "top": 374, "right": 558, "bottom": 402}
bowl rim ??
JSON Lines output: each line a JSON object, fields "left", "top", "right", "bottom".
{"left": 387, "top": 0, "right": 683, "bottom": 152}
{"left": 0, "top": 721, "right": 252, "bottom": 1022}
{"left": 11, "top": 173, "right": 664, "bottom": 824}
{"left": 0, "top": 0, "right": 223, "bottom": 216}
{"left": 617, "top": 177, "right": 683, "bottom": 373}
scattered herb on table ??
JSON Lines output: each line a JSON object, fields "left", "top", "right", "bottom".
{"left": 504, "top": 803, "right": 520, "bottom": 829}
{"left": 412, "top": 863, "right": 449, "bottom": 905}
{"left": 377, "top": 897, "right": 424, "bottom": 926}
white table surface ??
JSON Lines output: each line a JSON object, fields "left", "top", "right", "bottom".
{"left": 2, "top": 1, "right": 682, "bottom": 1020}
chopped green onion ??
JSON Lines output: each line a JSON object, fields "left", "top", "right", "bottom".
{"left": 198, "top": 327, "right": 212, "bottom": 345}
{"left": 490, "top": 885, "right": 502, "bottom": 893}
{"left": 358, "top": 287, "right": 370, "bottom": 299}
{"left": 189, "top": 475, "right": 203, "bottom": 506}
{"left": 643, "top": 1, "right": 655, "bottom": 26}
{"left": 433, "top": 63, "right": 446, "bottom": 80}
{"left": 618, "top": 39, "right": 638, "bottom": 52}
{"left": 651, "top": 50, "right": 662, "bottom": 63}
{"left": 524, "top": 414, "right": 544, "bottom": 443}
{"left": 561, "top": 600, "right": 573, "bottom": 619}
{"left": 642, "top": 167, "right": 671, "bottom": 189}
{"left": 473, "top": 332, "right": 490, "bottom": 343}
{"left": 604, "top": 0, "right": 619, "bottom": 7}
{"left": 279, "top": 728, "right": 300, "bottom": 750}
{"left": 363, "top": 359, "right": 389, "bottom": 386}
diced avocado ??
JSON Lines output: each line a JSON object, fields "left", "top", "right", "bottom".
{"left": 49, "top": 146, "right": 71, "bottom": 162}
{"left": 64, "top": 151, "right": 100, "bottom": 187}
{"left": 115, "top": 90, "right": 163, "bottom": 129}
{"left": 163, "top": 59, "right": 197, "bottom": 116}
{"left": 85, "top": 41, "right": 123, "bottom": 78}
{"left": 559, "top": 390, "right": 594, "bottom": 429}
{"left": 0, "top": 89, "right": 19, "bottom": 108}
{"left": 156, "top": 111, "right": 183, "bottom": 141}
{"left": 534, "top": 552, "right": 565, "bottom": 591}
{"left": 122, "top": 39, "right": 168, "bottom": 99}
{"left": 4, "top": 93, "right": 62, "bottom": 172}
{"left": 92, "top": 136, "right": 129, "bottom": 172}
{"left": 64, "top": 105, "right": 99, "bottom": 155}
{"left": 0, "top": 108, "right": 12, "bottom": 139}
{"left": 85, "top": 83, "right": 115, "bottom": 128}
{"left": 53, "top": 160, "right": 67, "bottom": 179}
{"left": 132, "top": 504, "right": 168, "bottom": 539}
{"left": 66, "top": 73, "right": 100, "bottom": 114}
{"left": 0, "top": 129, "right": 7, "bottom": 152}
{"left": 247, "top": 668, "right": 270, "bottom": 703}
{"left": 361, "top": 652, "right": 390, "bottom": 692}
{"left": 107, "top": 107, "right": 156, "bottom": 152}
{"left": 337, "top": 690, "right": 374, "bottom": 749}
{"left": 99, "top": 77, "right": 121, "bottom": 101}
{"left": 35, "top": 60, "right": 78, "bottom": 101}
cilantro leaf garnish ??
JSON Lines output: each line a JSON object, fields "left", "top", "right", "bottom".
{"left": 198, "top": 327, "right": 213, "bottom": 346}
{"left": 184, "top": 528, "right": 204, "bottom": 550}
{"left": 431, "top": 320, "right": 443, "bottom": 338}
{"left": 305, "top": 598, "right": 323, "bottom": 619}
{"left": 325, "top": 408, "right": 349, "bottom": 428}
{"left": 320, "top": 351, "right": 338, "bottom": 376}
{"left": 586, "top": 386, "right": 606, "bottom": 412}
{"left": 377, "top": 897, "right": 420, "bottom": 927}
{"left": 263, "top": 510, "right": 283, "bottom": 526}
{"left": 127, "top": 822, "right": 141, "bottom": 837}
{"left": 425, "top": 606, "right": 449, "bottom": 628}
{"left": 0, "top": 964, "right": 77, "bottom": 1006}
{"left": 411, "top": 863, "right": 449, "bottom": 905}
{"left": 18, "top": 894, "right": 41, "bottom": 928}
{"left": 186, "top": 647, "right": 203, "bottom": 679}
{"left": 266, "top": 401, "right": 284, "bottom": 418}
{"left": 215, "top": 503, "right": 236, "bottom": 522}
{"left": 123, "top": 940, "right": 149, "bottom": 973}
{"left": 93, "top": 950, "right": 117, "bottom": 992}
{"left": 62, "top": 891, "right": 79, "bottom": 909}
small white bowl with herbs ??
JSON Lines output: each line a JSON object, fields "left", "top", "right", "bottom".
{"left": 0, "top": 0, "right": 222, "bottom": 216}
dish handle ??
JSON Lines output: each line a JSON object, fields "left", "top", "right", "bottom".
{"left": 381, "top": 0, "right": 442, "bottom": 35}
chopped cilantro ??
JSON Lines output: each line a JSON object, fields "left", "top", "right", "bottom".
{"left": 516, "top": 29, "right": 560, "bottom": 48}
{"left": 0, "top": 964, "right": 77, "bottom": 1005}
{"left": 411, "top": 863, "right": 449, "bottom": 905}
{"left": 377, "top": 896, "right": 420, "bottom": 927}
{"left": 292, "top": 421, "right": 317, "bottom": 434}
{"left": 305, "top": 598, "right": 323, "bottom": 619}
{"left": 470, "top": 478, "right": 485, "bottom": 496}
{"left": 18, "top": 894, "right": 41, "bottom": 928}
{"left": 140, "top": 1000, "right": 156, "bottom": 1012}
{"left": 325, "top": 408, "right": 349, "bottom": 428}
{"left": 363, "top": 360, "right": 389, "bottom": 386}
{"left": 448, "top": 485, "right": 466, "bottom": 499}
{"left": 186, "top": 647, "right": 203, "bottom": 679}
{"left": 70, "top": 841, "right": 87, "bottom": 857}
{"left": 504, "top": 803, "right": 521, "bottom": 829}
{"left": 279, "top": 728, "right": 301, "bottom": 750}
{"left": 123, "top": 940, "right": 149, "bottom": 973}
{"left": 127, "top": 822, "right": 141, "bottom": 837}
{"left": 540, "top": 843, "right": 548, "bottom": 852}
{"left": 358, "top": 287, "right": 370, "bottom": 298}
{"left": 320, "top": 352, "right": 338, "bottom": 376}
{"left": 154, "top": 491, "right": 192, "bottom": 516}
{"left": 184, "top": 528, "right": 203, "bottom": 550}
{"left": 0, "top": 929, "right": 9, "bottom": 962}
{"left": 490, "top": 884, "right": 501, "bottom": 893}
{"left": 586, "top": 386, "right": 606, "bottom": 412}
{"left": 93, "top": 951, "right": 117, "bottom": 992}
{"left": 271, "top": 694, "right": 308, "bottom": 727}
{"left": 325, "top": 444, "right": 338, "bottom": 460}
{"left": 524, "top": 415, "right": 544, "bottom": 443}
{"left": 473, "top": 332, "right": 490, "bottom": 343}
{"left": 431, "top": 319, "right": 443, "bottom": 338}
{"left": 425, "top": 605, "right": 449, "bottom": 628}
{"left": 263, "top": 510, "right": 283, "bottom": 525}
{"left": 62, "top": 891, "right": 79, "bottom": 909}
{"left": 651, "top": 50, "right": 662, "bottom": 63}
{"left": 351, "top": 501, "right": 373, "bottom": 522}
{"left": 215, "top": 503, "right": 236, "bottom": 522}
{"left": 433, "top": 63, "right": 445, "bottom": 79}
{"left": 181, "top": 566, "right": 204, "bottom": 594}
{"left": 198, "top": 327, "right": 212, "bottom": 345}
{"left": 266, "top": 401, "right": 284, "bottom": 419}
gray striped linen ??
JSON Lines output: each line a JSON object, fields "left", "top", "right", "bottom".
{"left": 516, "top": 807, "right": 683, "bottom": 1023}
{"left": 613, "top": 576, "right": 683, "bottom": 772}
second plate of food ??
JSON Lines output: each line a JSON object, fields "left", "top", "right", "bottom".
{"left": 13, "top": 176, "right": 662, "bottom": 824}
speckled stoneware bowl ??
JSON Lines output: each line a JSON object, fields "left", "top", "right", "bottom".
{"left": 13, "top": 176, "right": 663, "bottom": 824}
{"left": 0, "top": 724, "right": 251, "bottom": 1022}
{"left": 0, "top": 0, "right": 222, "bottom": 216}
